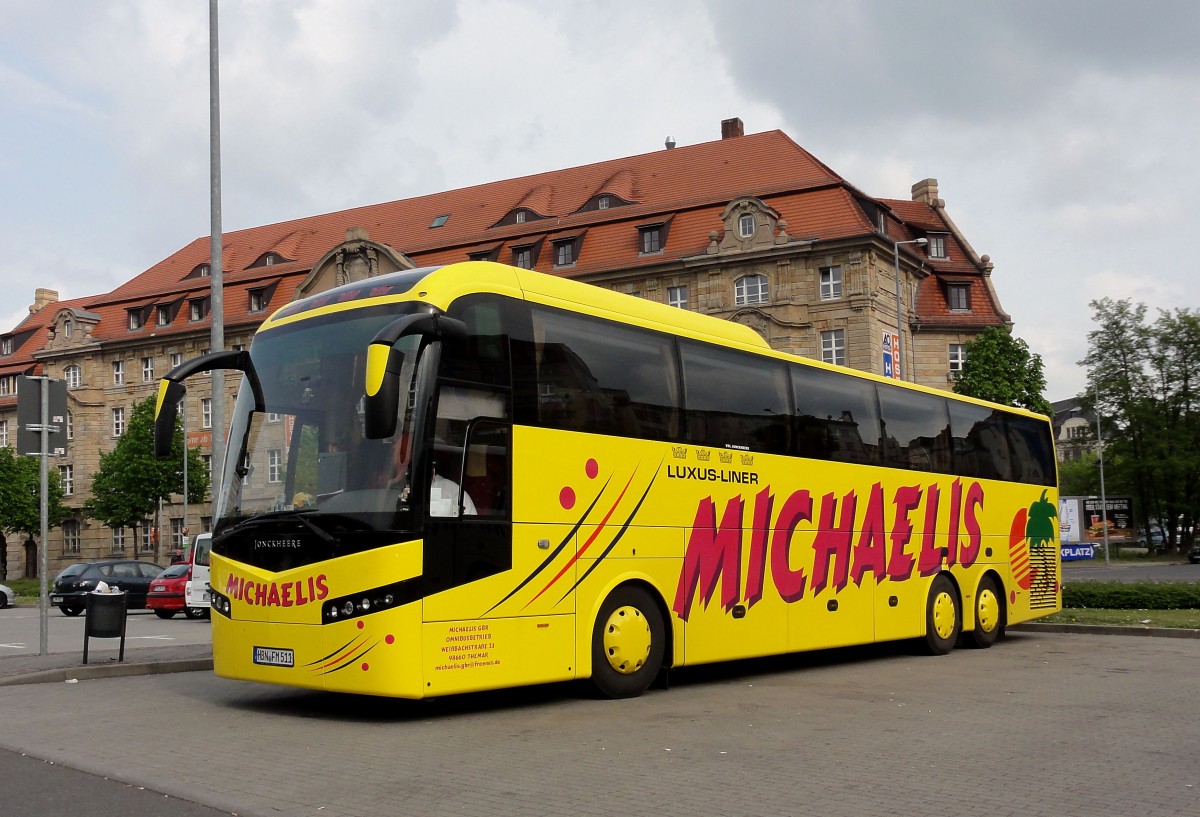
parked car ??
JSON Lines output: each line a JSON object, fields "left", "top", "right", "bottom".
{"left": 145, "top": 563, "right": 203, "bottom": 619}
{"left": 1189, "top": 543, "right": 1200, "bottom": 565}
{"left": 50, "top": 560, "right": 165, "bottom": 616}
{"left": 0, "top": 583, "right": 13, "bottom": 609}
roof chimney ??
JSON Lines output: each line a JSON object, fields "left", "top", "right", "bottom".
{"left": 721, "top": 117, "right": 744, "bottom": 139}
{"left": 665, "top": 136, "right": 676, "bottom": 149}
{"left": 911, "top": 178, "right": 940, "bottom": 206}
{"left": 30, "top": 288, "right": 59, "bottom": 314}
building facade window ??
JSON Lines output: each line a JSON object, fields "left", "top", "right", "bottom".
{"left": 139, "top": 520, "right": 155, "bottom": 554}
{"left": 1, "top": 337, "right": 11, "bottom": 355}
{"left": 668, "top": 285, "right": 688, "bottom": 309}
{"left": 63, "top": 519, "right": 81, "bottom": 555}
{"left": 738, "top": 213, "right": 756, "bottom": 238}
{"left": 928, "top": 235, "right": 948, "bottom": 259}
{"left": 0, "top": 419, "right": 7, "bottom": 448}
{"left": 820, "top": 329, "right": 846, "bottom": 367}
{"left": 202, "top": 454, "right": 212, "bottom": 479}
{"left": 170, "top": 352, "right": 183, "bottom": 369}
{"left": 59, "top": 464, "right": 73, "bottom": 496}
{"left": 112, "top": 360, "right": 124, "bottom": 385}
{"left": 189, "top": 298, "right": 208, "bottom": 321}
{"left": 157, "top": 305, "right": 171, "bottom": 326}
{"left": 171, "top": 518, "right": 185, "bottom": 550}
{"left": 819, "top": 266, "right": 842, "bottom": 300}
{"left": 734, "top": 274, "right": 769, "bottom": 305}
{"left": 112, "top": 406, "right": 126, "bottom": 437}
{"left": 201, "top": 397, "right": 212, "bottom": 429}
{"left": 553, "top": 240, "right": 575, "bottom": 267}
{"left": 513, "top": 246, "right": 533, "bottom": 269}
{"left": 947, "top": 283, "right": 971, "bottom": 312}
{"left": 142, "top": 357, "right": 154, "bottom": 382}
{"left": 66, "top": 411, "right": 73, "bottom": 440}
{"left": 128, "top": 309, "right": 143, "bottom": 330}
{"left": 111, "top": 527, "right": 126, "bottom": 554}
{"left": 949, "top": 343, "right": 967, "bottom": 375}
{"left": 0, "top": 376, "right": 13, "bottom": 396}
{"left": 249, "top": 290, "right": 266, "bottom": 312}
{"left": 268, "top": 448, "right": 283, "bottom": 483}
{"left": 64, "top": 364, "right": 81, "bottom": 389}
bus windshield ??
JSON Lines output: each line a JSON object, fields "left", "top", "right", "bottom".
{"left": 216, "top": 303, "right": 426, "bottom": 535}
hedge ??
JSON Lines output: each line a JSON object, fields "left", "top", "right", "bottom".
{"left": 1063, "top": 581, "right": 1200, "bottom": 610}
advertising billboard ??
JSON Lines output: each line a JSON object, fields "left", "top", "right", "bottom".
{"left": 1058, "top": 495, "right": 1134, "bottom": 560}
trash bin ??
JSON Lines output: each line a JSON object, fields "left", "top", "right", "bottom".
{"left": 83, "top": 591, "right": 128, "bottom": 664}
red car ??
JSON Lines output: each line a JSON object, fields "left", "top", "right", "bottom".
{"left": 146, "top": 563, "right": 205, "bottom": 619}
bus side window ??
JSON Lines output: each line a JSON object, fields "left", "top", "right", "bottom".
{"left": 462, "top": 422, "right": 510, "bottom": 517}
{"left": 877, "top": 386, "right": 952, "bottom": 473}
{"left": 681, "top": 341, "right": 791, "bottom": 454}
{"left": 793, "top": 365, "right": 881, "bottom": 465}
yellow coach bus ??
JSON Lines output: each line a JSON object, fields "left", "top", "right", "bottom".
{"left": 154, "top": 260, "right": 1060, "bottom": 699}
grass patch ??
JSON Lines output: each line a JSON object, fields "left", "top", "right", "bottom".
{"left": 1041, "top": 608, "right": 1200, "bottom": 629}
{"left": 5, "top": 578, "right": 46, "bottom": 598}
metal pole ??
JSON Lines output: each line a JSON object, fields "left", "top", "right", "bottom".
{"left": 182, "top": 403, "right": 188, "bottom": 546}
{"left": 209, "top": 0, "right": 226, "bottom": 501}
{"left": 38, "top": 378, "right": 48, "bottom": 655}
{"left": 893, "top": 242, "right": 904, "bottom": 381}
{"left": 1095, "top": 381, "right": 1110, "bottom": 565}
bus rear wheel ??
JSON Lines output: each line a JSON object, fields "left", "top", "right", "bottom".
{"left": 923, "top": 575, "right": 960, "bottom": 655}
{"left": 966, "top": 575, "right": 1005, "bottom": 649}
{"left": 591, "top": 586, "right": 665, "bottom": 699}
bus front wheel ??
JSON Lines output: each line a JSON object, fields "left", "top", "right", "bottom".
{"left": 923, "top": 575, "right": 961, "bottom": 655}
{"left": 590, "top": 585, "right": 665, "bottom": 699}
{"left": 965, "top": 575, "right": 1005, "bottom": 649}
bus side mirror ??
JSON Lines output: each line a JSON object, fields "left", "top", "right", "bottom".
{"left": 153, "top": 349, "right": 263, "bottom": 458}
{"left": 363, "top": 313, "right": 466, "bottom": 439}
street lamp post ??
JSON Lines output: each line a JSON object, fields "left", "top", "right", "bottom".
{"left": 892, "top": 237, "right": 927, "bottom": 380}
{"left": 1094, "top": 380, "right": 1110, "bottom": 565}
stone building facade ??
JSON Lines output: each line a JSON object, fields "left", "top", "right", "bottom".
{"left": 0, "top": 119, "right": 1010, "bottom": 579}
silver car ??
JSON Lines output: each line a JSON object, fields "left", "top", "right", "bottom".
{"left": 0, "top": 583, "right": 14, "bottom": 609}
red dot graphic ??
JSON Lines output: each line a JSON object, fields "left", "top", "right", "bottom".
{"left": 586, "top": 459, "right": 599, "bottom": 479}
{"left": 560, "top": 486, "right": 576, "bottom": 509}
{"left": 385, "top": 634, "right": 395, "bottom": 645}
{"left": 357, "top": 620, "right": 364, "bottom": 629}
{"left": 361, "top": 663, "right": 370, "bottom": 672}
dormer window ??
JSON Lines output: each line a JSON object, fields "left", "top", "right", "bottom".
{"left": 927, "top": 234, "right": 949, "bottom": 259}
{"left": 513, "top": 245, "right": 534, "bottom": 269}
{"left": 249, "top": 252, "right": 289, "bottom": 269}
{"left": 638, "top": 222, "right": 668, "bottom": 255}
{"left": 192, "top": 263, "right": 211, "bottom": 278}
{"left": 127, "top": 308, "right": 145, "bottom": 330}
{"left": 738, "top": 213, "right": 756, "bottom": 238}
{"left": 429, "top": 214, "right": 450, "bottom": 228}
{"left": 189, "top": 297, "right": 210, "bottom": 322}
{"left": 947, "top": 283, "right": 972, "bottom": 312}
{"left": 156, "top": 305, "right": 171, "bottom": 326}
{"left": 1, "top": 337, "right": 11, "bottom": 356}
{"left": 551, "top": 233, "right": 584, "bottom": 268}
{"left": 515, "top": 211, "right": 527, "bottom": 224}
{"left": 249, "top": 289, "right": 267, "bottom": 313}
{"left": 64, "top": 319, "right": 74, "bottom": 339}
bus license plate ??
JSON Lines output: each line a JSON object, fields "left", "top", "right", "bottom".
{"left": 253, "top": 647, "right": 295, "bottom": 668}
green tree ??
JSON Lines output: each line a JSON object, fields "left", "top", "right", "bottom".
{"left": 953, "top": 326, "right": 1053, "bottom": 416}
{"left": 84, "top": 397, "right": 209, "bottom": 556}
{"left": 0, "top": 446, "right": 68, "bottom": 580}
{"left": 1082, "top": 299, "right": 1200, "bottom": 551}
{"left": 1058, "top": 450, "right": 1101, "bottom": 498}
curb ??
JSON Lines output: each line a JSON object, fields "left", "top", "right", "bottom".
{"left": 0, "top": 658, "right": 213, "bottom": 688}
{"left": 1012, "top": 622, "right": 1200, "bottom": 639}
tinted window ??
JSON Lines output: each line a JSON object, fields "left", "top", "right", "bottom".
{"left": 878, "top": 385, "right": 952, "bottom": 472}
{"left": 159, "top": 564, "right": 190, "bottom": 579}
{"left": 948, "top": 401, "right": 1013, "bottom": 481}
{"left": 1006, "top": 414, "right": 1056, "bottom": 486}
{"left": 519, "top": 306, "right": 679, "bottom": 441}
{"left": 681, "top": 342, "right": 791, "bottom": 454}
{"left": 793, "top": 365, "right": 881, "bottom": 464}
{"left": 442, "top": 295, "right": 511, "bottom": 387}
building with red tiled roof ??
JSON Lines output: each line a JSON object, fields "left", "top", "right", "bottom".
{"left": 0, "top": 118, "right": 1009, "bottom": 578}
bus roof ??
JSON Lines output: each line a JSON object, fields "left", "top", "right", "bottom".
{"left": 259, "top": 260, "right": 1051, "bottom": 424}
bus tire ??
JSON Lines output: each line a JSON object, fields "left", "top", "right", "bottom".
{"left": 590, "top": 585, "right": 665, "bottom": 699}
{"left": 966, "top": 575, "right": 1005, "bottom": 649}
{"left": 923, "top": 574, "right": 960, "bottom": 656}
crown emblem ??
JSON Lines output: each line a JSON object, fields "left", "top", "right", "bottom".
{"left": 671, "top": 446, "right": 688, "bottom": 459}
{"left": 718, "top": 451, "right": 733, "bottom": 464}
{"left": 740, "top": 453, "right": 755, "bottom": 466}
{"left": 695, "top": 449, "right": 711, "bottom": 462}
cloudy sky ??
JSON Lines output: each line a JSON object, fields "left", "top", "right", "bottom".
{"left": 2, "top": 0, "right": 1196, "bottom": 400}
